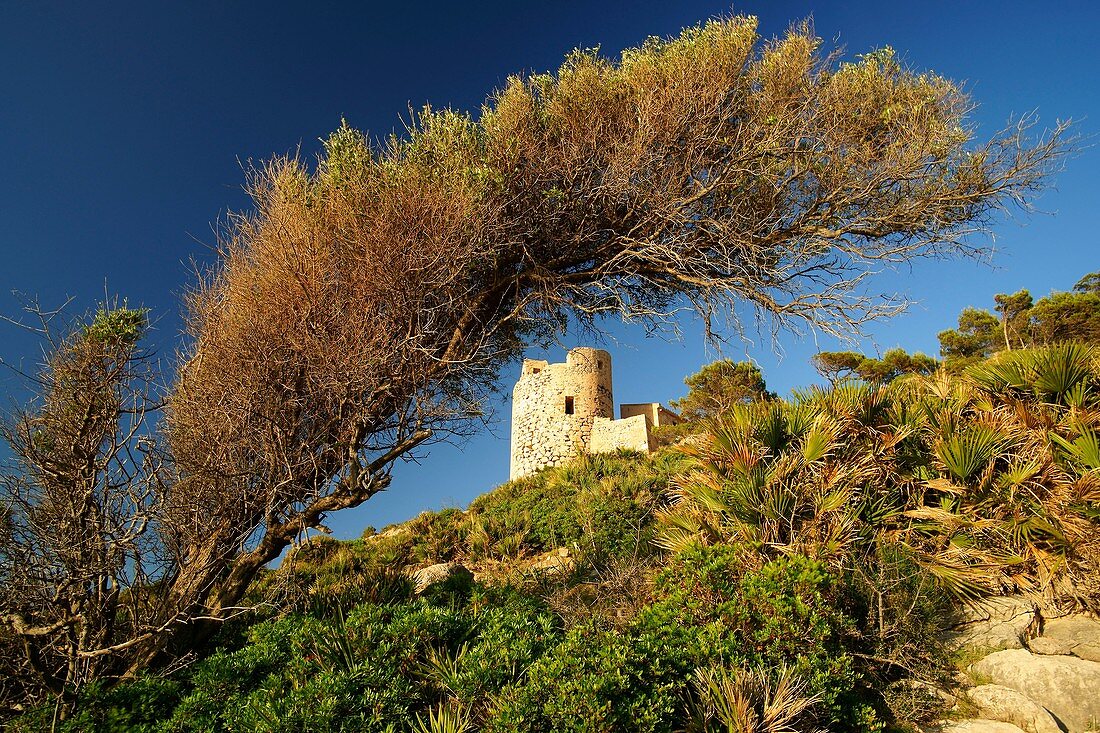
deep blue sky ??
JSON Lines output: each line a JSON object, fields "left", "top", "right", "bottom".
{"left": 2, "top": 1, "right": 1097, "bottom": 538}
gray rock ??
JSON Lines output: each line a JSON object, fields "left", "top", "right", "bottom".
{"left": 1041, "top": 615, "right": 1100, "bottom": 663}
{"left": 966, "top": 684, "right": 1063, "bottom": 733}
{"left": 932, "top": 721, "right": 1028, "bottom": 733}
{"left": 972, "top": 648, "right": 1100, "bottom": 732}
{"left": 411, "top": 562, "right": 472, "bottom": 593}
{"left": 950, "top": 597, "right": 1037, "bottom": 651}
{"left": 529, "top": 547, "right": 575, "bottom": 575}
{"left": 1027, "top": 636, "right": 1073, "bottom": 656}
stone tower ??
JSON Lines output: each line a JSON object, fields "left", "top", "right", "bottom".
{"left": 509, "top": 347, "right": 613, "bottom": 480}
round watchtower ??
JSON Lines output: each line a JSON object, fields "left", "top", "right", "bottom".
{"left": 509, "top": 347, "right": 613, "bottom": 480}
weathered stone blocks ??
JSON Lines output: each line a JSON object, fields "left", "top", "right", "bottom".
{"left": 508, "top": 348, "right": 676, "bottom": 479}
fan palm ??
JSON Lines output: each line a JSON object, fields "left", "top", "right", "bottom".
{"left": 660, "top": 344, "right": 1100, "bottom": 605}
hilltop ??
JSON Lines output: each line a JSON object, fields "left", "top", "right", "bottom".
{"left": 17, "top": 332, "right": 1100, "bottom": 732}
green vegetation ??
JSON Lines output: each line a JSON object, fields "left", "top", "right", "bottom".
{"left": 4, "top": 267, "right": 1100, "bottom": 731}
{"left": 10, "top": 345, "right": 1094, "bottom": 731}
{"left": 661, "top": 360, "right": 775, "bottom": 443}
{"left": 937, "top": 271, "right": 1100, "bottom": 368}
{"left": 661, "top": 344, "right": 1100, "bottom": 602}
{"left": 5, "top": 269, "right": 1100, "bottom": 731}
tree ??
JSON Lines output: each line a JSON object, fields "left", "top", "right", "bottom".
{"left": 155, "top": 15, "right": 1068, "bottom": 655}
{"left": 671, "top": 360, "right": 773, "bottom": 422}
{"left": 0, "top": 303, "right": 166, "bottom": 719}
{"left": 1074, "top": 271, "right": 1100, "bottom": 295}
{"left": 812, "top": 348, "right": 938, "bottom": 384}
{"left": 938, "top": 272, "right": 1100, "bottom": 368}
{"left": 993, "top": 289, "right": 1033, "bottom": 350}
{"left": 938, "top": 307, "right": 1002, "bottom": 367}
{"left": 1028, "top": 287, "right": 1100, "bottom": 345}
{"left": 6, "top": 14, "right": 1063, "bottom": 681}
{"left": 810, "top": 351, "right": 865, "bottom": 383}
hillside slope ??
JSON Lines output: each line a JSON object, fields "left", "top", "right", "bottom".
{"left": 11, "top": 345, "right": 1100, "bottom": 733}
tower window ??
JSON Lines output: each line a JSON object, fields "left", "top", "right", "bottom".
{"left": 597, "top": 360, "right": 602, "bottom": 368}
{"left": 565, "top": 396, "right": 575, "bottom": 415}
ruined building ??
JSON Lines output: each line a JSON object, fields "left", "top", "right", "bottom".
{"left": 509, "top": 347, "right": 680, "bottom": 480}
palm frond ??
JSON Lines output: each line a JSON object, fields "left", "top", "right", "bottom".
{"left": 935, "top": 425, "right": 1005, "bottom": 483}
{"left": 1050, "top": 430, "right": 1100, "bottom": 472}
{"left": 1032, "top": 343, "right": 1095, "bottom": 400}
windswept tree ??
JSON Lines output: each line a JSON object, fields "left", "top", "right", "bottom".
{"left": 0, "top": 304, "right": 166, "bottom": 717}
{"left": 155, "top": 15, "right": 1071, "bottom": 650}
{"left": 812, "top": 348, "right": 938, "bottom": 384}
{"left": 0, "top": 15, "right": 1064, "bottom": 691}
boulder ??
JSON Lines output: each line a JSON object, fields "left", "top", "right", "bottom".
{"left": 949, "top": 597, "right": 1037, "bottom": 651}
{"left": 530, "top": 547, "right": 575, "bottom": 576}
{"left": 1040, "top": 615, "right": 1100, "bottom": 663}
{"left": 1026, "top": 636, "right": 1072, "bottom": 656}
{"left": 966, "top": 685, "right": 1063, "bottom": 733}
{"left": 972, "top": 648, "right": 1100, "bottom": 732}
{"left": 411, "top": 562, "right": 472, "bottom": 593}
{"left": 931, "top": 721, "right": 1028, "bottom": 733}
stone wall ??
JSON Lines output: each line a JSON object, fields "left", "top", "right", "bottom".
{"left": 508, "top": 349, "right": 681, "bottom": 479}
{"left": 590, "top": 414, "right": 654, "bottom": 454}
{"left": 620, "top": 402, "right": 682, "bottom": 428}
{"left": 509, "top": 348, "right": 613, "bottom": 480}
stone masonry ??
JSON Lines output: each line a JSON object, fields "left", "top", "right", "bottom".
{"left": 509, "top": 347, "right": 679, "bottom": 480}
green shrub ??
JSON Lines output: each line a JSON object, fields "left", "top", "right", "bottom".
{"left": 639, "top": 547, "right": 878, "bottom": 731}
{"left": 161, "top": 615, "right": 320, "bottom": 732}
{"left": 33, "top": 676, "right": 184, "bottom": 733}
{"left": 265, "top": 538, "right": 415, "bottom": 615}
{"left": 159, "top": 589, "right": 561, "bottom": 733}
{"left": 485, "top": 621, "right": 684, "bottom": 733}
{"left": 489, "top": 548, "right": 880, "bottom": 732}
{"left": 468, "top": 450, "right": 687, "bottom": 564}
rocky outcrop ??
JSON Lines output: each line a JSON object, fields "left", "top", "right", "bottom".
{"left": 411, "top": 562, "right": 472, "bottom": 594}
{"left": 971, "top": 648, "right": 1100, "bottom": 732}
{"left": 930, "top": 598, "right": 1100, "bottom": 733}
{"left": 1038, "top": 615, "right": 1100, "bottom": 663}
{"left": 948, "top": 597, "right": 1038, "bottom": 651}
{"left": 933, "top": 722, "right": 1029, "bottom": 733}
{"left": 1025, "top": 636, "right": 1073, "bottom": 656}
{"left": 529, "top": 547, "right": 575, "bottom": 576}
{"left": 964, "top": 685, "right": 1063, "bottom": 733}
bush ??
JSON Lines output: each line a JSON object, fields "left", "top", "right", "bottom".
{"left": 485, "top": 622, "right": 685, "bottom": 733}
{"left": 157, "top": 588, "right": 561, "bottom": 733}
{"left": 639, "top": 547, "right": 878, "bottom": 731}
{"left": 161, "top": 615, "right": 319, "bottom": 732}
{"left": 489, "top": 548, "right": 881, "bottom": 732}
{"left": 19, "top": 676, "right": 184, "bottom": 733}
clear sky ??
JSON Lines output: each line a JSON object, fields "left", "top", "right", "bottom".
{"left": 1, "top": 1, "right": 1097, "bottom": 539}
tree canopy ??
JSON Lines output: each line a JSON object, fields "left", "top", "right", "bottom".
{"left": 671, "top": 360, "right": 773, "bottom": 422}
{"left": 812, "top": 347, "right": 938, "bottom": 384}
{"left": 137, "top": 13, "right": 1078, "bottom": 659}
{"left": 660, "top": 359, "right": 774, "bottom": 445}
{"left": 938, "top": 271, "right": 1100, "bottom": 367}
